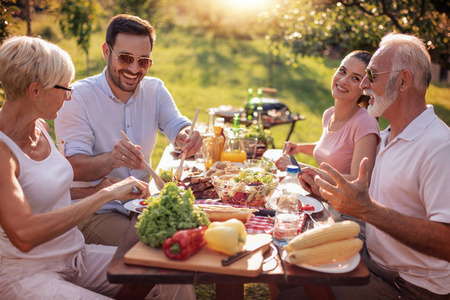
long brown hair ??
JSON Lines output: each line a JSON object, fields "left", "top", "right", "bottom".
{"left": 344, "top": 50, "right": 372, "bottom": 108}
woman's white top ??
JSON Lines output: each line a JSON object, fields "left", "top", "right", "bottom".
{"left": 0, "top": 122, "right": 84, "bottom": 259}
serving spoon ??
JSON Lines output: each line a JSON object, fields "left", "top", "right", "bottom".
{"left": 174, "top": 107, "right": 200, "bottom": 180}
{"left": 120, "top": 131, "right": 165, "bottom": 191}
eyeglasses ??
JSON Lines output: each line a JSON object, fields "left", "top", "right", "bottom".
{"left": 54, "top": 85, "right": 73, "bottom": 99}
{"left": 365, "top": 68, "right": 402, "bottom": 83}
{"left": 108, "top": 44, "right": 153, "bottom": 70}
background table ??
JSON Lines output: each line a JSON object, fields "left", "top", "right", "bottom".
{"left": 213, "top": 107, "right": 306, "bottom": 146}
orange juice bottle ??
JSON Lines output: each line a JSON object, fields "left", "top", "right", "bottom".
{"left": 203, "top": 111, "right": 222, "bottom": 170}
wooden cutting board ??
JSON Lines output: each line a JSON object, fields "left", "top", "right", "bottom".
{"left": 124, "top": 233, "right": 272, "bottom": 277}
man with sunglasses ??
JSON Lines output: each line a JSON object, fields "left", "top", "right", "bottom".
{"left": 55, "top": 15, "right": 202, "bottom": 245}
{"left": 55, "top": 14, "right": 200, "bottom": 300}
{"left": 278, "top": 33, "right": 450, "bottom": 299}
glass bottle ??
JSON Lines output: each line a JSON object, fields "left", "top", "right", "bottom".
{"left": 203, "top": 111, "right": 222, "bottom": 170}
{"left": 245, "top": 88, "right": 254, "bottom": 121}
{"left": 214, "top": 117, "right": 225, "bottom": 154}
{"left": 252, "top": 88, "right": 263, "bottom": 120}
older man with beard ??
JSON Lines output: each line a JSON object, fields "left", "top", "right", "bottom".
{"left": 55, "top": 14, "right": 202, "bottom": 248}
{"left": 278, "top": 33, "right": 450, "bottom": 300}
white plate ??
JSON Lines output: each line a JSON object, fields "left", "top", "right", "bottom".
{"left": 124, "top": 199, "right": 147, "bottom": 214}
{"left": 267, "top": 191, "right": 323, "bottom": 213}
{"left": 262, "top": 149, "right": 283, "bottom": 161}
{"left": 282, "top": 250, "right": 361, "bottom": 274}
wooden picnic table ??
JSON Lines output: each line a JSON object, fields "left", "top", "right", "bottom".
{"left": 107, "top": 146, "right": 369, "bottom": 300}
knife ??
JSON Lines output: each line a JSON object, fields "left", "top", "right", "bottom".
{"left": 254, "top": 209, "right": 276, "bottom": 217}
{"left": 221, "top": 234, "right": 272, "bottom": 266}
{"left": 290, "top": 154, "right": 314, "bottom": 192}
{"left": 289, "top": 155, "right": 303, "bottom": 174}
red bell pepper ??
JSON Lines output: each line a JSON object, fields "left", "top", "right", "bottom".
{"left": 162, "top": 226, "right": 207, "bottom": 260}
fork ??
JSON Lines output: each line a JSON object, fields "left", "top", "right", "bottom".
{"left": 120, "top": 131, "right": 165, "bottom": 191}
{"left": 174, "top": 107, "right": 200, "bottom": 180}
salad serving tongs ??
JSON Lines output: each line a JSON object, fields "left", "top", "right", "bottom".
{"left": 174, "top": 107, "right": 199, "bottom": 180}
{"left": 120, "top": 131, "right": 165, "bottom": 191}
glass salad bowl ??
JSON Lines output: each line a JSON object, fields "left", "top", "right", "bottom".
{"left": 211, "top": 169, "right": 279, "bottom": 207}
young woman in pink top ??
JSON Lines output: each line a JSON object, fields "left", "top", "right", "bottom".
{"left": 276, "top": 51, "right": 380, "bottom": 193}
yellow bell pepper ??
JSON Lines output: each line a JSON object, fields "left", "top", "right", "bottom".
{"left": 204, "top": 219, "right": 247, "bottom": 256}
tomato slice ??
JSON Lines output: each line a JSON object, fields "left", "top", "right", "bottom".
{"left": 301, "top": 204, "right": 315, "bottom": 211}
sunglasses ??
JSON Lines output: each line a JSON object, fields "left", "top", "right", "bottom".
{"left": 365, "top": 68, "right": 402, "bottom": 83}
{"left": 108, "top": 44, "right": 153, "bottom": 70}
{"left": 54, "top": 85, "right": 73, "bottom": 99}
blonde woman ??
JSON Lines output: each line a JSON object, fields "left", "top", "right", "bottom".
{"left": 0, "top": 36, "right": 149, "bottom": 299}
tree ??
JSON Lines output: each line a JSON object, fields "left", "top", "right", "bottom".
{"left": 112, "top": 0, "right": 162, "bottom": 23}
{"left": 0, "top": 0, "right": 19, "bottom": 43}
{"left": 59, "top": 0, "right": 96, "bottom": 76}
{"left": 261, "top": 0, "right": 449, "bottom": 71}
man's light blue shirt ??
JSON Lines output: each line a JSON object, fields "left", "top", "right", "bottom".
{"left": 55, "top": 69, "right": 190, "bottom": 214}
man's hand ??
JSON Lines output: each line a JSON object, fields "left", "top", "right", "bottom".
{"left": 314, "top": 157, "right": 373, "bottom": 220}
{"left": 176, "top": 127, "right": 203, "bottom": 158}
{"left": 275, "top": 154, "right": 290, "bottom": 171}
{"left": 299, "top": 167, "right": 321, "bottom": 196}
{"left": 110, "top": 140, "right": 145, "bottom": 170}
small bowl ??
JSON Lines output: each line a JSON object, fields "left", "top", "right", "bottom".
{"left": 211, "top": 169, "right": 279, "bottom": 207}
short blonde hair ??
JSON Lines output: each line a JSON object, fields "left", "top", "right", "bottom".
{"left": 0, "top": 36, "right": 75, "bottom": 100}
{"left": 380, "top": 33, "right": 431, "bottom": 91}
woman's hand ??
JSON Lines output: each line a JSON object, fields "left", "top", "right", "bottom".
{"left": 282, "top": 141, "right": 301, "bottom": 155}
{"left": 94, "top": 177, "right": 122, "bottom": 192}
{"left": 102, "top": 176, "right": 149, "bottom": 201}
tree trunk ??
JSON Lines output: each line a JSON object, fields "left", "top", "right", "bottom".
{"left": 267, "top": 46, "right": 274, "bottom": 88}
{"left": 86, "top": 51, "right": 90, "bottom": 77}
{"left": 25, "top": 0, "right": 32, "bottom": 36}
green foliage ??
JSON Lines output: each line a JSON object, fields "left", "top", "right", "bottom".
{"left": 39, "top": 25, "right": 60, "bottom": 42}
{"left": 110, "top": 0, "right": 162, "bottom": 23}
{"left": 0, "top": 0, "right": 19, "bottom": 44}
{"left": 261, "top": 0, "right": 449, "bottom": 69}
{"left": 59, "top": 0, "right": 96, "bottom": 55}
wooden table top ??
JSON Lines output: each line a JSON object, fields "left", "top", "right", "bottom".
{"left": 108, "top": 146, "right": 370, "bottom": 299}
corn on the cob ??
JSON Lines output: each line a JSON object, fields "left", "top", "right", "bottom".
{"left": 284, "top": 220, "right": 360, "bottom": 253}
{"left": 288, "top": 237, "right": 363, "bottom": 266}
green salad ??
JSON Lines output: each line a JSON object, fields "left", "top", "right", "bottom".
{"left": 136, "top": 182, "right": 210, "bottom": 247}
{"left": 232, "top": 168, "right": 274, "bottom": 185}
{"left": 158, "top": 167, "right": 175, "bottom": 182}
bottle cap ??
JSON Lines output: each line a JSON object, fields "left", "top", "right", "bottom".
{"left": 286, "top": 165, "right": 299, "bottom": 174}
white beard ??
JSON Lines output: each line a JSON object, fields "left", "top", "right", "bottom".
{"left": 367, "top": 77, "right": 399, "bottom": 117}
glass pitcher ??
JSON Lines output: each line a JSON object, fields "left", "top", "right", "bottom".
{"left": 220, "top": 128, "right": 247, "bottom": 163}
